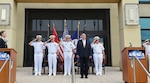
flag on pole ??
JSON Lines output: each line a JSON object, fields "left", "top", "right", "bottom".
{"left": 72, "top": 21, "right": 80, "bottom": 65}
{"left": 52, "top": 23, "right": 64, "bottom": 71}
{"left": 71, "top": 28, "right": 79, "bottom": 55}
{"left": 71, "top": 28, "right": 79, "bottom": 40}
{"left": 72, "top": 21, "right": 80, "bottom": 45}
{"left": 58, "top": 45, "right": 64, "bottom": 71}
{"left": 62, "top": 19, "right": 69, "bottom": 39}
{"left": 52, "top": 23, "right": 59, "bottom": 43}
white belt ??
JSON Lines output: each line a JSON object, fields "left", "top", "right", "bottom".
{"left": 94, "top": 52, "right": 102, "bottom": 54}
{"left": 34, "top": 52, "right": 42, "bottom": 54}
{"left": 64, "top": 51, "right": 72, "bottom": 52}
{"left": 48, "top": 52, "right": 56, "bottom": 54}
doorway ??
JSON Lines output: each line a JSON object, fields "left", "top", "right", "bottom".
{"left": 24, "top": 9, "right": 111, "bottom": 67}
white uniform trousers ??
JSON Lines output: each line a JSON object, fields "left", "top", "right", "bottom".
{"left": 93, "top": 53, "right": 103, "bottom": 75}
{"left": 34, "top": 53, "right": 43, "bottom": 75}
{"left": 48, "top": 53, "right": 57, "bottom": 75}
{"left": 64, "top": 52, "right": 72, "bottom": 75}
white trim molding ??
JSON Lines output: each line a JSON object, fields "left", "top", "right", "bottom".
{"left": 0, "top": 4, "right": 11, "bottom": 26}
{"left": 125, "top": 4, "right": 139, "bottom": 26}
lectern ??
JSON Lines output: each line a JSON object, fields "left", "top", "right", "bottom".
{"left": 0, "top": 48, "right": 17, "bottom": 83}
{"left": 122, "top": 47, "right": 148, "bottom": 83}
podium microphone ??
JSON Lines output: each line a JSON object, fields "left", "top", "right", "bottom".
{"left": 129, "top": 42, "right": 132, "bottom": 47}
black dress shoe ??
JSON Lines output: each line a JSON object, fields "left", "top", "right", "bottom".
{"left": 80, "top": 76, "right": 83, "bottom": 78}
{"left": 85, "top": 76, "right": 88, "bottom": 78}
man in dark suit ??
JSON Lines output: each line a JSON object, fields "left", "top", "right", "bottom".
{"left": 0, "top": 31, "right": 7, "bottom": 48}
{"left": 76, "top": 33, "right": 92, "bottom": 78}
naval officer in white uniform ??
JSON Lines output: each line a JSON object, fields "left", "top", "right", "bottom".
{"left": 44, "top": 35, "right": 59, "bottom": 76}
{"left": 91, "top": 36, "right": 105, "bottom": 76}
{"left": 29, "top": 35, "right": 45, "bottom": 76}
{"left": 143, "top": 39, "right": 150, "bottom": 72}
{"left": 61, "top": 35, "right": 76, "bottom": 76}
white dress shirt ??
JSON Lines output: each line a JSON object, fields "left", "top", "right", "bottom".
{"left": 61, "top": 41, "right": 76, "bottom": 52}
{"left": 82, "top": 39, "right": 86, "bottom": 47}
{"left": 91, "top": 43, "right": 105, "bottom": 54}
{"left": 31, "top": 41, "right": 45, "bottom": 53}
{"left": 46, "top": 42, "right": 59, "bottom": 53}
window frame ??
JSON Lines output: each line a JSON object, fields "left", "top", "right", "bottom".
{"left": 140, "top": 17, "right": 150, "bottom": 42}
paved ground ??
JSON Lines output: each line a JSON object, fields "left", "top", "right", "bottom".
{"left": 16, "top": 67, "right": 150, "bottom": 83}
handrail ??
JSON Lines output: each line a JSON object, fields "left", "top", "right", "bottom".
{"left": 131, "top": 57, "right": 136, "bottom": 83}
{"left": 0, "top": 57, "right": 9, "bottom": 72}
{"left": 134, "top": 56, "right": 150, "bottom": 77}
{"left": 10, "top": 57, "right": 13, "bottom": 69}
{"left": 0, "top": 56, "right": 13, "bottom": 83}
{"left": 131, "top": 56, "right": 150, "bottom": 83}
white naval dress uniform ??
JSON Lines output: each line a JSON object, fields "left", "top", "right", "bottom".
{"left": 31, "top": 41, "right": 45, "bottom": 75}
{"left": 46, "top": 42, "right": 59, "bottom": 76}
{"left": 143, "top": 44, "right": 150, "bottom": 72}
{"left": 61, "top": 41, "right": 76, "bottom": 75}
{"left": 91, "top": 43, "right": 104, "bottom": 75}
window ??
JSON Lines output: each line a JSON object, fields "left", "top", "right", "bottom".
{"left": 141, "top": 30, "right": 150, "bottom": 40}
{"left": 72, "top": 20, "right": 85, "bottom": 31}
{"left": 139, "top": 0, "right": 150, "bottom": 3}
{"left": 140, "top": 18, "right": 150, "bottom": 29}
{"left": 140, "top": 18, "right": 150, "bottom": 42}
{"left": 51, "top": 20, "right": 63, "bottom": 31}
{"left": 31, "top": 19, "right": 104, "bottom": 32}
{"left": 139, "top": 0, "right": 150, "bottom": 1}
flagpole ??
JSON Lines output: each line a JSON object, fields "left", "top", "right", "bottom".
{"left": 63, "top": 19, "right": 67, "bottom": 40}
{"left": 64, "top": 19, "right": 67, "bottom": 34}
{"left": 64, "top": 19, "right": 67, "bottom": 28}
{"left": 53, "top": 23, "right": 55, "bottom": 29}
{"left": 77, "top": 21, "right": 80, "bottom": 40}
{"left": 48, "top": 24, "right": 50, "bottom": 39}
{"left": 83, "top": 24, "right": 87, "bottom": 34}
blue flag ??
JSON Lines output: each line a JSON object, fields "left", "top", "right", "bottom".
{"left": 72, "top": 28, "right": 79, "bottom": 40}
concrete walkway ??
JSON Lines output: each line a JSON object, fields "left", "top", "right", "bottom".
{"left": 16, "top": 67, "right": 150, "bottom": 83}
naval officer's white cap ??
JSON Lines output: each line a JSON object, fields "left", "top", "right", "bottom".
{"left": 145, "top": 39, "right": 150, "bottom": 42}
{"left": 49, "top": 35, "right": 55, "bottom": 39}
{"left": 65, "top": 35, "right": 71, "bottom": 38}
{"left": 94, "top": 36, "right": 100, "bottom": 40}
{"left": 36, "top": 35, "right": 42, "bottom": 38}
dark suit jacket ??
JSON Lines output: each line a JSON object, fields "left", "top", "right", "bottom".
{"left": 76, "top": 39, "right": 91, "bottom": 58}
{"left": 0, "top": 38, "right": 7, "bottom": 48}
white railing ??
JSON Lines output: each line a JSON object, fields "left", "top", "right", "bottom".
{"left": 0, "top": 57, "right": 13, "bottom": 83}
{"left": 131, "top": 55, "right": 150, "bottom": 83}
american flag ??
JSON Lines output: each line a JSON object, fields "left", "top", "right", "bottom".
{"left": 59, "top": 20, "right": 70, "bottom": 59}
{"left": 62, "top": 20, "right": 69, "bottom": 40}
{"left": 57, "top": 20, "right": 70, "bottom": 71}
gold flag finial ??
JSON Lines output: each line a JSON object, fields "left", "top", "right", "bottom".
{"left": 64, "top": 19, "right": 67, "bottom": 27}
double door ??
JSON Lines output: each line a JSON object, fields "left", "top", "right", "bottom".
{"left": 24, "top": 9, "right": 111, "bottom": 67}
